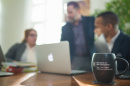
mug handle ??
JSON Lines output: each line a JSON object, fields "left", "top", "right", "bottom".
{"left": 115, "top": 58, "right": 129, "bottom": 76}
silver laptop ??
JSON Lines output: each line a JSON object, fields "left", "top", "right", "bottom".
{"left": 36, "top": 41, "right": 86, "bottom": 75}
{"left": 0, "top": 46, "right": 14, "bottom": 76}
{"left": 94, "top": 34, "right": 110, "bottom": 53}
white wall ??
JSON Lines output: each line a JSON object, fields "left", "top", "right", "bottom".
{"left": 63, "top": 0, "right": 82, "bottom": 3}
{"left": 1, "top": 0, "right": 32, "bottom": 54}
{"left": 90, "top": 0, "right": 110, "bottom": 14}
{"left": 0, "top": 0, "right": 1, "bottom": 44}
{"left": 0, "top": 0, "right": 110, "bottom": 54}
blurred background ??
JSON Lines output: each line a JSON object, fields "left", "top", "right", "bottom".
{"left": 0, "top": 0, "right": 129, "bottom": 54}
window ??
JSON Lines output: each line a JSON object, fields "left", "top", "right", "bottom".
{"left": 32, "top": 0, "right": 63, "bottom": 45}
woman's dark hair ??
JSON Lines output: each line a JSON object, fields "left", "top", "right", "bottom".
{"left": 22, "top": 28, "right": 37, "bottom": 43}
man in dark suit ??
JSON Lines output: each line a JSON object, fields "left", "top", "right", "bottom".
{"left": 95, "top": 11, "right": 130, "bottom": 71}
{"left": 61, "top": 1, "right": 95, "bottom": 71}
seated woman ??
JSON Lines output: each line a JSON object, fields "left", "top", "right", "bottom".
{"left": 5, "top": 29, "right": 37, "bottom": 63}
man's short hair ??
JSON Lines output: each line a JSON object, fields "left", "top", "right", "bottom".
{"left": 67, "top": 1, "right": 80, "bottom": 9}
{"left": 97, "top": 11, "right": 119, "bottom": 27}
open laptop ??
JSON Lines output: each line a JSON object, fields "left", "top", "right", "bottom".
{"left": 0, "top": 46, "right": 14, "bottom": 76}
{"left": 36, "top": 41, "right": 87, "bottom": 75}
{"left": 94, "top": 34, "right": 110, "bottom": 53}
{"left": 116, "top": 71, "right": 130, "bottom": 79}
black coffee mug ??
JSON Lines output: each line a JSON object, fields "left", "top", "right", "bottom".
{"left": 91, "top": 53, "right": 129, "bottom": 85}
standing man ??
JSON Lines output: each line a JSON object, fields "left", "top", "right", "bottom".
{"left": 61, "top": 1, "right": 95, "bottom": 71}
{"left": 94, "top": 11, "right": 130, "bottom": 71}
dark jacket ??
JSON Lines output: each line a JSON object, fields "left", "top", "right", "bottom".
{"left": 61, "top": 16, "right": 95, "bottom": 60}
{"left": 5, "top": 42, "right": 26, "bottom": 61}
{"left": 111, "top": 31, "right": 130, "bottom": 71}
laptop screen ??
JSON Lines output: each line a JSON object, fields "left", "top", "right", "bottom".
{"left": 94, "top": 34, "right": 110, "bottom": 53}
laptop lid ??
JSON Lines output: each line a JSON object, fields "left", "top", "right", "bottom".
{"left": 0, "top": 46, "right": 6, "bottom": 69}
{"left": 0, "top": 46, "right": 14, "bottom": 76}
{"left": 94, "top": 34, "right": 110, "bottom": 53}
{"left": 36, "top": 41, "right": 72, "bottom": 74}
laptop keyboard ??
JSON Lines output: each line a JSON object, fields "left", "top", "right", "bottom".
{"left": 124, "top": 71, "right": 130, "bottom": 76}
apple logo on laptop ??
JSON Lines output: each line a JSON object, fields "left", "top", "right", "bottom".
{"left": 48, "top": 53, "right": 54, "bottom": 62}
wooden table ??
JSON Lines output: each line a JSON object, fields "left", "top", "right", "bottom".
{"left": 0, "top": 72, "right": 130, "bottom": 86}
